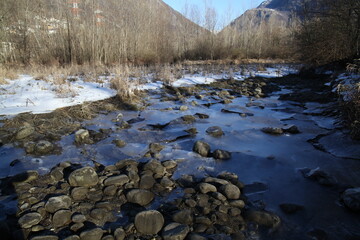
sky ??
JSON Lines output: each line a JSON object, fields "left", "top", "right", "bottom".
{"left": 162, "top": 0, "right": 265, "bottom": 28}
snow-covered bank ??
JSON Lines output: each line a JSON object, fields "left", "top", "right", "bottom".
{"left": 0, "top": 66, "right": 299, "bottom": 116}
{"left": 0, "top": 75, "right": 116, "bottom": 116}
{"left": 332, "top": 72, "right": 360, "bottom": 101}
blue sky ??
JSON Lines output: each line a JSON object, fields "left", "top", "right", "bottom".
{"left": 163, "top": 0, "right": 264, "bottom": 27}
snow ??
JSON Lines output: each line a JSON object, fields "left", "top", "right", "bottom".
{"left": 0, "top": 66, "right": 299, "bottom": 116}
{"left": 0, "top": 75, "right": 116, "bottom": 116}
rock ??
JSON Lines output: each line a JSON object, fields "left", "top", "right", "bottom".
{"left": 149, "top": 143, "right": 165, "bottom": 154}
{"left": 71, "top": 187, "right": 89, "bottom": 201}
{"left": 52, "top": 210, "right": 72, "bottom": 228}
{"left": 342, "top": 187, "right": 360, "bottom": 211}
{"left": 16, "top": 124, "right": 35, "bottom": 140}
{"left": 72, "top": 214, "right": 86, "bottom": 223}
{"left": 162, "top": 223, "right": 190, "bottom": 240}
{"left": 102, "top": 235, "right": 114, "bottom": 240}
{"left": 279, "top": 203, "right": 304, "bottom": 214}
{"left": 162, "top": 160, "right": 177, "bottom": 169}
{"left": 114, "top": 228, "right": 126, "bottom": 240}
{"left": 180, "top": 106, "right": 188, "bottom": 111}
{"left": 104, "top": 175, "right": 129, "bottom": 186}
{"left": 113, "top": 139, "right": 126, "bottom": 148}
{"left": 195, "top": 113, "right": 209, "bottom": 119}
{"left": 206, "top": 126, "right": 224, "bottom": 138}
{"left": 31, "top": 236, "right": 58, "bottom": 240}
{"left": 220, "top": 184, "right": 240, "bottom": 200}
{"left": 204, "top": 177, "right": 229, "bottom": 185}
{"left": 282, "top": 125, "right": 300, "bottom": 134}
{"left": 50, "top": 167, "right": 64, "bottom": 182}
{"left": 71, "top": 223, "right": 84, "bottom": 232}
{"left": 116, "top": 120, "right": 130, "bottom": 129}
{"left": 173, "top": 209, "right": 193, "bottom": 225}
{"left": 301, "top": 167, "right": 337, "bottom": 186}
{"left": 212, "top": 150, "right": 231, "bottom": 160}
{"left": 68, "top": 167, "right": 99, "bottom": 187}
{"left": 75, "top": 129, "right": 91, "bottom": 144}
{"left": 45, "top": 195, "right": 72, "bottom": 213}
{"left": 244, "top": 210, "right": 281, "bottom": 228}
{"left": 182, "top": 115, "right": 196, "bottom": 124}
{"left": 198, "top": 183, "right": 217, "bottom": 194}
{"left": 134, "top": 210, "right": 164, "bottom": 235}
{"left": 177, "top": 175, "right": 195, "bottom": 188}
{"left": 90, "top": 208, "right": 110, "bottom": 221}
{"left": 11, "top": 170, "right": 39, "bottom": 185}
{"left": 143, "top": 159, "right": 165, "bottom": 175}
{"left": 80, "top": 228, "right": 104, "bottom": 240}
{"left": 212, "top": 192, "right": 227, "bottom": 202}
{"left": 115, "top": 159, "right": 138, "bottom": 170}
{"left": 126, "top": 189, "right": 154, "bottom": 206}
{"left": 63, "top": 236, "right": 80, "bottom": 240}
{"left": 229, "top": 200, "right": 245, "bottom": 209}
{"left": 34, "top": 140, "right": 54, "bottom": 154}
{"left": 231, "top": 232, "right": 246, "bottom": 240}
{"left": 193, "top": 141, "right": 211, "bottom": 157}
{"left": 185, "top": 128, "right": 198, "bottom": 135}
{"left": 160, "top": 177, "right": 174, "bottom": 189}
{"left": 18, "top": 212, "right": 42, "bottom": 229}
{"left": 186, "top": 233, "right": 207, "bottom": 240}
{"left": 261, "top": 127, "right": 283, "bottom": 135}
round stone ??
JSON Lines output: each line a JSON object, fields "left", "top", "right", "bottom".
{"left": 126, "top": 189, "right": 154, "bottom": 206}
{"left": 104, "top": 175, "right": 129, "bottom": 186}
{"left": 18, "top": 212, "right": 42, "bottom": 229}
{"left": 134, "top": 210, "right": 164, "bottom": 235}
{"left": 68, "top": 167, "right": 99, "bottom": 187}
{"left": 206, "top": 126, "right": 224, "bottom": 137}
{"left": 193, "top": 141, "right": 210, "bottom": 157}
{"left": 162, "top": 223, "right": 190, "bottom": 240}
{"left": 198, "top": 183, "right": 217, "bottom": 194}
{"left": 52, "top": 210, "right": 72, "bottom": 228}
{"left": 220, "top": 184, "right": 241, "bottom": 200}
{"left": 45, "top": 195, "right": 72, "bottom": 213}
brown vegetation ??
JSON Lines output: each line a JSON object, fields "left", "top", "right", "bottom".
{"left": 296, "top": 0, "right": 360, "bottom": 64}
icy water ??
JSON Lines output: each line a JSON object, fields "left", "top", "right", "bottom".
{"left": 1, "top": 82, "right": 360, "bottom": 239}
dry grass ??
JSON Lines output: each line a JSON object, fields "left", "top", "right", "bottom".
{"left": 341, "top": 85, "right": 360, "bottom": 139}
{"left": 0, "top": 66, "right": 19, "bottom": 84}
{"left": 110, "top": 65, "right": 137, "bottom": 100}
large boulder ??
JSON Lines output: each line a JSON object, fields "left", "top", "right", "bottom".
{"left": 193, "top": 141, "right": 211, "bottom": 157}
{"left": 45, "top": 195, "right": 72, "bottom": 213}
{"left": 342, "top": 187, "right": 360, "bottom": 211}
{"left": 75, "top": 129, "right": 91, "bottom": 144}
{"left": 126, "top": 189, "right": 154, "bottom": 206}
{"left": 212, "top": 149, "right": 231, "bottom": 160}
{"left": 68, "top": 167, "right": 99, "bottom": 187}
{"left": 134, "top": 210, "right": 164, "bottom": 235}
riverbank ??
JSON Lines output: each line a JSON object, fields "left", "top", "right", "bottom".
{"left": 0, "top": 66, "right": 359, "bottom": 240}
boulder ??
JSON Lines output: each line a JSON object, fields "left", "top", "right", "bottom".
{"left": 71, "top": 187, "right": 89, "bottom": 201}
{"left": 198, "top": 183, "right": 217, "bottom": 194}
{"left": 18, "top": 212, "right": 42, "bottom": 229}
{"left": 68, "top": 167, "right": 99, "bottom": 187}
{"left": 114, "top": 228, "right": 126, "bottom": 240}
{"left": 104, "top": 175, "right": 129, "bottom": 186}
{"left": 193, "top": 141, "right": 211, "bottom": 157}
{"left": 52, "top": 210, "right": 72, "bottom": 228}
{"left": 206, "top": 126, "right": 224, "bottom": 138}
{"left": 45, "top": 195, "right": 72, "bottom": 213}
{"left": 220, "top": 184, "right": 241, "bottom": 200}
{"left": 162, "top": 223, "right": 190, "bottom": 240}
{"left": 113, "top": 139, "right": 126, "bottom": 148}
{"left": 134, "top": 210, "right": 164, "bottom": 235}
{"left": 34, "top": 140, "right": 54, "bottom": 155}
{"left": 79, "top": 228, "right": 104, "bottom": 240}
{"left": 126, "top": 189, "right": 154, "bottom": 206}
{"left": 173, "top": 209, "right": 193, "bottom": 225}
{"left": 72, "top": 214, "right": 86, "bottom": 223}
{"left": 75, "top": 129, "right": 91, "bottom": 144}
{"left": 16, "top": 124, "right": 35, "bottom": 140}
{"left": 342, "top": 187, "right": 360, "bottom": 211}
{"left": 149, "top": 143, "right": 165, "bottom": 154}
{"left": 212, "top": 150, "right": 231, "bottom": 160}
{"left": 180, "top": 106, "right": 188, "bottom": 111}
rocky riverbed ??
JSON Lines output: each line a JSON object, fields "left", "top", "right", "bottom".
{"left": 0, "top": 71, "right": 360, "bottom": 240}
